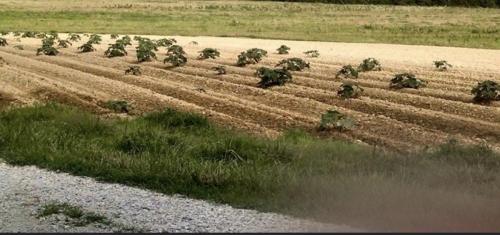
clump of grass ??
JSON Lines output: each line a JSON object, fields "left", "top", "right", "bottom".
{"left": 38, "top": 202, "right": 110, "bottom": 227}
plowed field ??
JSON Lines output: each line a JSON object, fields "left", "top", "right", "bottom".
{"left": 0, "top": 34, "right": 499, "bottom": 152}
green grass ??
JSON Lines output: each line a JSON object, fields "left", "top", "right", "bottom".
{"left": 38, "top": 202, "right": 110, "bottom": 226}
{"left": 0, "top": 1, "right": 499, "bottom": 48}
{"left": 1, "top": 103, "right": 500, "bottom": 230}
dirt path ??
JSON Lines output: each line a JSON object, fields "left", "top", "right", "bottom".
{"left": 0, "top": 34, "right": 498, "bottom": 151}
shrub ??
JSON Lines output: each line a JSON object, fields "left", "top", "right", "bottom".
{"left": 304, "top": 50, "right": 319, "bottom": 58}
{"left": 390, "top": 73, "right": 426, "bottom": 89}
{"left": 236, "top": 48, "right": 268, "bottom": 66}
{"left": 21, "top": 31, "right": 38, "bottom": 38}
{"left": 105, "top": 42, "right": 127, "bottom": 58}
{"left": 0, "top": 38, "right": 7, "bottom": 47}
{"left": 256, "top": 67, "right": 292, "bottom": 88}
{"left": 57, "top": 39, "right": 72, "bottom": 48}
{"left": 277, "top": 45, "right": 290, "bottom": 54}
{"left": 110, "top": 34, "right": 119, "bottom": 39}
{"left": 337, "top": 83, "right": 364, "bottom": 99}
{"left": 212, "top": 65, "right": 227, "bottom": 75}
{"left": 68, "top": 33, "right": 81, "bottom": 42}
{"left": 198, "top": 48, "right": 220, "bottom": 60}
{"left": 336, "top": 65, "right": 359, "bottom": 79}
{"left": 276, "top": 58, "right": 310, "bottom": 71}
{"left": 136, "top": 38, "right": 158, "bottom": 62}
{"left": 125, "top": 66, "right": 142, "bottom": 76}
{"left": 434, "top": 60, "right": 452, "bottom": 71}
{"left": 104, "top": 100, "right": 130, "bottom": 113}
{"left": 36, "top": 36, "right": 59, "bottom": 56}
{"left": 358, "top": 58, "right": 382, "bottom": 72}
{"left": 471, "top": 80, "right": 499, "bottom": 103}
{"left": 318, "top": 109, "right": 355, "bottom": 131}
{"left": 155, "top": 38, "right": 176, "bottom": 48}
{"left": 88, "top": 34, "right": 102, "bottom": 44}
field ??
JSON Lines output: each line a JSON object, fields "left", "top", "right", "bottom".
{"left": 0, "top": 34, "right": 499, "bottom": 152}
{"left": 0, "top": 0, "right": 499, "bottom": 49}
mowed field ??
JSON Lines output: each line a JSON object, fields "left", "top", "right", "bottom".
{"left": 0, "top": 34, "right": 499, "bottom": 152}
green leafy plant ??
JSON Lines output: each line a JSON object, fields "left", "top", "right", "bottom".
{"left": 336, "top": 65, "right": 359, "bottom": 79}
{"left": 13, "top": 32, "right": 21, "bottom": 37}
{"left": 88, "top": 34, "right": 102, "bottom": 44}
{"left": 318, "top": 109, "right": 356, "bottom": 131}
{"left": 67, "top": 33, "right": 81, "bottom": 42}
{"left": 47, "top": 31, "right": 59, "bottom": 39}
{"left": 110, "top": 34, "right": 119, "bottom": 39}
{"left": 119, "top": 35, "right": 132, "bottom": 45}
{"left": 277, "top": 45, "right": 290, "bottom": 54}
{"left": 358, "top": 58, "right": 382, "bottom": 72}
{"left": 276, "top": 58, "right": 310, "bottom": 71}
{"left": 36, "top": 36, "right": 59, "bottom": 56}
{"left": 105, "top": 41, "right": 127, "bottom": 57}
{"left": 390, "top": 73, "right": 426, "bottom": 89}
{"left": 125, "top": 66, "right": 142, "bottom": 76}
{"left": 212, "top": 65, "right": 226, "bottom": 75}
{"left": 136, "top": 38, "right": 158, "bottom": 62}
{"left": 164, "top": 53, "right": 187, "bottom": 67}
{"left": 471, "top": 80, "right": 499, "bottom": 103}
{"left": 0, "top": 38, "right": 7, "bottom": 47}
{"left": 434, "top": 60, "right": 452, "bottom": 71}
{"left": 155, "top": 38, "right": 176, "bottom": 48}
{"left": 256, "top": 67, "right": 292, "bottom": 88}
{"left": 167, "top": 45, "right": 185, "bottom": 54}
{"left": 337, "top": 83, "right": 364, "bottom": 99}
{"left": 236, "top": 48, "right": 268, "bottom": 66}
{"left": 104, "top": 100, "right": 130, "bottom": 113}
{"left": 57, "top": 39, "right": 72, "bottom": 48}
{"left": 198, "top": 48, "right": 220, "bottom": 59}
{"left": 22, "top": 31, "right": 38, "bottom": 38}
{"left": 77, "top": 42, "right": 96, "bottom": 53}
{"left": 304, "top": 50, "right": 319, "bottom": 58}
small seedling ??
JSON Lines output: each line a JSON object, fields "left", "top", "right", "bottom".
{"left": 358, "top": 58, "right": 382, "bottom": 72}
{"left": 336, "top": 65, "right": 359, "bottom": 79}
{"left": 212, "top": 65, "right": 226, "bottom": 75}
{"left": 57, "top": 39, "right": 72, "bottom": 48}
{"left": 277, "top": 45, "right": 290, "bottom": 54}
{"left": 256, "top": 67, "right": 292, "bottom": 88}
{"left": 471, "top": 80, "right": 499, "bottom": 103}
{"left": 105, "top": 100, "right": 130, "bottom": 113}
{"left": 434, "top": 60, "right": 452, "bottom": 71}
{"left": 110, "top": 34, "right": 119, "bottom": 39}
{"left": 68, "top": 33, "right": 81, "bottom": 42}
{"left": 390, "top": 73, "right": 426, "bottom": 89}
{"left": 0, "top": 38, "right": 7, "bottom": 47}
{"left": 125, "top": 66, "right": 142, "bottom": 76}
{"left": 318, "top": 109, "right": 355, "bottom": 131}
{"left": 276, "top": 58, "right": 310, "bottom": 71}
{"left": 337, "top": 83, "right": 364, "bottom": 99}
{"left": 304, "top": 50, "right": 319, "bottom": 58}
{"left": 36, "top": 36, "right": 59, "bottom": 56}
{"left": 198, "top": 48, "right": 220, "bottom": 59}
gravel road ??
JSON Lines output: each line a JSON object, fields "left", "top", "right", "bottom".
{"left": 0, "top": 161, "right": 358, "bottom": 232}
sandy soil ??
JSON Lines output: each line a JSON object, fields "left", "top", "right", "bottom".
{"left": 0, "top": 34, "right": 498, "bottom": 151}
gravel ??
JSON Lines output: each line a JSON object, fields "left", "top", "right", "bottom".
{"left": 0, "top": 162, "right": 359, "bottom": 232}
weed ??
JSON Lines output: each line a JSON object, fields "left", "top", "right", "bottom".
{"left": 471, "top": 80, "right": 499, "bottom": 103}
{"left": 434, "top": 60, "right": 452, "bottom": 71}
{"left": 88, "top": 34, "right": 102, "bottom": 44}
{"left": 276, "top": 58, "right": 310, "bottom": 71}
{"left": 125, "top": 66, "right": 141, "bottom": 76}
{"left": 304, "top": 50, "right": 319, "bottom": 58}
{"left": 68, "top": 33, "right": 81, "bottom": 42}
{"left": 0, "top": 38, "right": 7, "bottom": 47}
{"left": 104, "top": 100, "right": 130, "bottom": 113}
{"left": 57, "top": 39, "right": 72, "bottom": 48}
{"left": 277, "top": 45, "right": 290, "bottom": 54}
{"left": 198, "top": 48, "right": 220, "bottom": 60}
{"left": 213, "top": 65, "right": 227, "bottom": 75}
{"left": 358, "top": 58, "right": 382, "bottom": 72}
{"left": 338, "top": 83, "right": 364, "bottom": 99}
